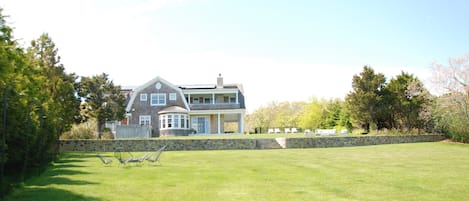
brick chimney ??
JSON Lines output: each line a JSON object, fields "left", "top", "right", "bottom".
{"left": 217, "top": 73, "right": 223, "bottom": 88}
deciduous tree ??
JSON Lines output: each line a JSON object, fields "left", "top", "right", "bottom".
{"left": 78, "top": 73, "right": 126, "bottom": 139}
{"left": 432, "top": 53, "right": 469, "bottom": 142}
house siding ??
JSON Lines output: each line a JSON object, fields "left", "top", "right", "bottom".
{"left": 128, "top": 80, "right": 187, "bottom": 137}
{"left": 210, "top": 115, "right": 217, "bottom": 134}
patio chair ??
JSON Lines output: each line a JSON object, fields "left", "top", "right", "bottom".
{"left": 97, "top": 153, "right": 113, "bottom": 166}
{"left": 146, "top": 145, "right": 167, "bottom": 165}
{"left": 114, "top": 148, "right": 136, "bottom": 166}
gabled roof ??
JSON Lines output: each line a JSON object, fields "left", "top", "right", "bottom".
{"left": 125, "top": 76, "right": 190, "bottom": 112}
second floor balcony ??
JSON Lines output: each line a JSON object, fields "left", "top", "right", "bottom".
{"left": 184, "top": 92, "right": 243, "bottom": 110}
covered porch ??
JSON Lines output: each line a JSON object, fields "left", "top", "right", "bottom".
{"left": 189, "top": 110, "right": 245, "bottom": 134}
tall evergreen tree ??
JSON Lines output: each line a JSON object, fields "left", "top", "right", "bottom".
{"left": 345, "top": 66, "right": 386, "bottom": 132}
{"left": 386, "top": 72, "right": 431, "bottom": 132}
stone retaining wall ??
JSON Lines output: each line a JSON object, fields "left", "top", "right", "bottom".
{"left": 59, "top": 134, "right": 445, "bottom": 152}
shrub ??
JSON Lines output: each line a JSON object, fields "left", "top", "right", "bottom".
{"left": 61, "top": 121, "right": 97, "bottom": 139}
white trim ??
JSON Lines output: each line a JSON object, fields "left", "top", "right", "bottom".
{"left": 188, "top": 109, "right": 245, "bottom": 115}
{"left": 139, "top": 115, "right": 151, "bottom": 125}
{"left": 160, "top": 113, "right": 190, "bottom": 130}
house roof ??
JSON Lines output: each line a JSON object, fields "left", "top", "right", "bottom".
{"left": 125, "top": 76, "right": 190, "bottom": 112}
{"left": 179, "top": 83, "right": 244, "bottom": 94}
{"left": 179, "top": 84, "right": 216, "bottom": 89}
{"left": 158, "top": 106, "right": 189, "bottom": 114}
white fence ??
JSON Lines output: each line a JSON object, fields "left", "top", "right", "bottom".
{"left": 115, "top": 125, "right": 152, "bottom": 139}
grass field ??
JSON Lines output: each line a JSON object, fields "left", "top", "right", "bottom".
{"left": 6, "top": 142, "right": 469, "bottom": 201}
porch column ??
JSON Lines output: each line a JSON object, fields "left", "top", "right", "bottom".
{"left": 212, "top": 93, "right": 215, "bottom": 104}
{"left": 235, "top": 92, "right": 239, "bottom": 104}
{"left": 239, "top": 112, "right": 244, "bottom": 134}
{"left": 217, "top": 112, "right": 221, "bottom": 134}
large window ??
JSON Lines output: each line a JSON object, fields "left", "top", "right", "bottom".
{"left": 139, "top": 115, "right": 151, "bottom": 125}
{"left": 151, "top": 93, "right": 166, "bottom": 106}
{"left": 160, "top": 114, "right": 189, "bottom": 130}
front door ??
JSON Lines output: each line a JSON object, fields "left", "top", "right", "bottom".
{"left": 191, "top": 116, "right": 209, "bottom": 134}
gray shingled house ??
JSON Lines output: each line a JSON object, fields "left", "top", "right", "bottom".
{"left": 123, "top": 75, "right": 246, "bottom": 137}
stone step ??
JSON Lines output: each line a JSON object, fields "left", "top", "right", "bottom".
{"left": 255, "top": 138, "right": 286, "bottom": 149}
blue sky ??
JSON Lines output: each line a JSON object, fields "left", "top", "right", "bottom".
{"left": 2, "top": 0, "right": 469, "bottom": 112}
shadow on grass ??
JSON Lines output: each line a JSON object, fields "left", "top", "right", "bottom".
{"left": 45, "top": 168, "right": 90, "bottom": 176}
{"left": 5, "top": 187, "right": 102, "bottom": 201}
{"left": 55, "top": 159, "right": 86, "bottom": 163}
{"left": 6, "top": 152, "right": 104, "bottom": 200}
{"left": 56, "top": 152, "right": 98, "bottom": 162}
{"left": 53, "top": 163, "right": 87, "bottom": 169}
{"left": 29, "top": 176, "right": 98, "bottom": 186}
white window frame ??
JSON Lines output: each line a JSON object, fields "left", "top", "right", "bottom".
{"left": 161, "top": 115, "right": 166, "bottom": 128}
{"left": 174, "top": 114, "right": 179, "bottom": 128}
{"left": 140, "top": 93, "right": 147, "bottom": 101}
{"left": 169, "top": 93, "right": 177, "bottom": 101}
{"left": 180, "top": 115, "right": 185, "bottom": 128}
{"left": 160, "top": 114, "right": 189, "bottom": 130}
{"left": 151, "top": 93, "right": 166, "bottom": 106}
{"left": 139, "top": 115, "right": 151, "bottom": 125}
{"left": 167, "top": 114, "right": 173, "bottom": 128}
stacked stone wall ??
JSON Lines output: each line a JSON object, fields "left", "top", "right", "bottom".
{"left": 59, "top": 134, "right": 445, "bottom": 152}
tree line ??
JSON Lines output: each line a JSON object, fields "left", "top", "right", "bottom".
{"left": 247, "top": 63, "right": 469, "bottom": 142}
{"left": 0, "top": 9, "right": 125, "bottom": 196}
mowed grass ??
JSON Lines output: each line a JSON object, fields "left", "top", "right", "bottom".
{"left": 6, "top": 142, "right": 469, "bottom": 201}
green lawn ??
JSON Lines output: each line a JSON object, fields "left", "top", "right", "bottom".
{"left": 6, "top": 142, "right": 469, "bottom": 201}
